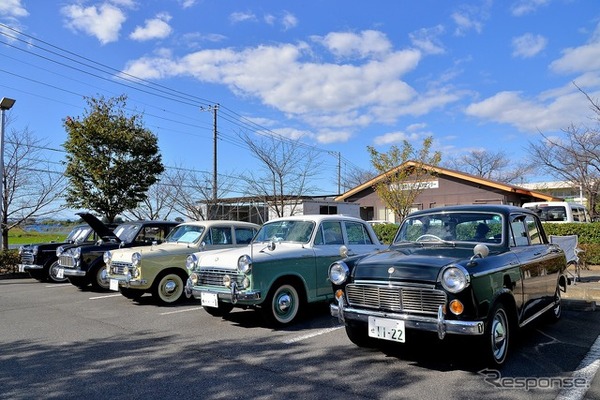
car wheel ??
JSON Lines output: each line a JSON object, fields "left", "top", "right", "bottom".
{"left": 68, "top": 276, "right": 89, "bottom": 289}
{"left": 91, "top": 264, "right": 110, "bottom": 291}
{"left": 345, "top": 323, "right": 372, "bottom": 348}
{"left": 483, "top": 302, "right": 511, "bottom": 367}
{"left": 119, "top": 287, "right": 144, "bottom": 301}
{"left": 203, "top": 302, "right": 234, "bottom": 317}
{"left": 47, "top": 261, "right": 68, "bottom": 283}
{"left": 28, "top": 270, "right": 46, "bottom": 282}
{"left": 153, "top": 272, "right": 185, "bottom": 305}
{"left": 547, "top": 288, "right": 562, "bottom": 323}
{"left": 262, "top": 283, "right": 302, "bottom": 326}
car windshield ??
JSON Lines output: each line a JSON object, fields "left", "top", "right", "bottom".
{"left": 113, "top": 223, "right": 140, "bottom": 243}
{"left": 523, "top": 205, "right": 567, "bottom": 222}
{"left": 254, "top": 220, "right": 315, "bottom": 244}
{"left": 164, "top": 225, "right": 204, "bottom": 244}
{"left": 66, "top": 226, "right": 92, "bottom": 243}
{"left": 394, "top": 212, "right": 503, "bottom": 245}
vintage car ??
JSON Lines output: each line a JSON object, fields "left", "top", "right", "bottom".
{"left": 329, "top": 205, "right": 568, "bottom": 366}
{"left": 186, "top": 214, "right": 384, "bottom": 326}
{"left": 104, "top": 220, "right": 260, "bottom": 305}
{"left": 17, "top": 220, "right": 116, "bottom": 283}
{"left": 57, "top": 213, "right": 178, "bottom": 291}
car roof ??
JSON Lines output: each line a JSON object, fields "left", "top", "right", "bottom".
{"left": 265, "top": 214, "right": 367, "bottom": 224}
{"left": 174, "top": 220, "right": 260, "bottom": 228}
{"left": 406, "top": 204, "right": 534, "bottom": 218}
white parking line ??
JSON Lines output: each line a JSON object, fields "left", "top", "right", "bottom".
{"left": 44, "top": 284, "right": 71, "bottom": 288}
{"left": 555, "top": 333, "right": 600, "bottom": 400}
{"left": 282, "top": 326, "right": 343, "bottom": 344}
{"left": 89, "top": 294, "right": 122, "bottom": 300}
{"left": 159, "top": 307, "right": 204, "bottom": 316}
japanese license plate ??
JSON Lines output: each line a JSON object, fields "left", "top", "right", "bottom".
{"left": 201, "top": 292, "right": 219, "bottom": 308}
{"left": 57, "top": 268, "right": 64, "bottom": 279}
{"left": 368, "top": 316, "right": 405, "bottom": 343}
{"left": 110, "top": 279, "right": 119, "bottom": 291}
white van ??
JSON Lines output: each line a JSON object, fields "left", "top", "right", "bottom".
{"left": 521, "top": 201, "right": 591, "bottom": 223}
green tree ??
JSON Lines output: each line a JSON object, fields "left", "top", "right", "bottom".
{"left": 63, "top": 95, "right": 164, "bottom": 222}
{"left": 367, "top": 136, "right": 442, "bottom": 221}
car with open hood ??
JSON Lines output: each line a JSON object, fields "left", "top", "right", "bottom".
{"left": 57, "top": 213, "right": 178, "bottom": 290}
{"left": 185, "top": 214, "right": 384, "bottom": 326}
{"left": 329, "top": 204, "right": 568, "bottom": 366}
{"left": 104, "top": 220, "right": 259, "bottom": 305}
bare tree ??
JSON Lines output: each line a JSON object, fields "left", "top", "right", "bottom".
{"left": 368, "top": 136, "right": 442, "bottom": 221}
{"left": 341, "top": 164, "right": 377, "bottom": 193}
{"left": 123, "top": 172, "right": 180, "bottom": 221}
{"left": 446, "top": 149, "right": 534, "bottom": 184}
{"left": 238, "top": 132, "right": 322, "bottom": 218}
{"left": 1, "top": 122, "right": 67, "bottom": 249}
{"left": 527, "top": 85, "right": 600, "bottom": 216}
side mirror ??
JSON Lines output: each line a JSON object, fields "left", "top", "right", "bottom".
{"left": 339, "top": 245, "right": 349, "bottom": 258}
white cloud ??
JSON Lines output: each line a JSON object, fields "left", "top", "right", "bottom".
{"left": 451, "top": 1, "right": 491, "bottom": 36}
{"left": 130, "top": 12, "right": 172, "bottom": 41}
{"left": 230, "top": 11, "right": 256, "bottom": 23}
{"left": 512, "top": 33, "right": 547, "bottom": 58}
{"left": 550, "top": 23, "right": 600, "bottom": 74}
{"left": 179, "top": 0, "right": 196, "bottom": 8}
{"left": 511, "top": 0, "right": 550, "bottom": 17}
{"left": 121, "top": 30, "right": 466, "bottom": 137}
{"left": 465, "top": 90, "right": 593, "bottom": 132}
{"left": 61, "top": 3, "right": 127, "bottom": 44}
{"left": 313, "top": 30, "right": 392, "bottom": 59}
{"left": 373, "top": 130, "right": 422, "bottom": 146}
{"left": 0, "top": 0, "right": 28, "bottom": 18}
{"left": 281, "top": 11, "right": 298, "bottom": 30}
{"left": 409, "top": 25, "right": 446, "bottom": 55}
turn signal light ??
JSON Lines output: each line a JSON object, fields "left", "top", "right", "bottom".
{"left": 449, "top": 299, "right": 464, "bottom": 315}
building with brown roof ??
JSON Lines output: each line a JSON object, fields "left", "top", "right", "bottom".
{"left": 335, "top": 161, "right": 560, "bottom": 223}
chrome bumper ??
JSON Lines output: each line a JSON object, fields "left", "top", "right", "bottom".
{"left": 330, "top": 299, "right": 485, "bottom": 339}
{"left": 191, "top": 284, "right": 261, "bottom": 304}
{"left": 18, "top": 263, "right": 43, "bottom": 271}
{"left": 62, "top": 268, "right": 86, "bottom": 277}
{"left": 108, "top": 276, "right": 148, "bottom": 288}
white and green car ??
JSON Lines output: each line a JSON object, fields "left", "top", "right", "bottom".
{"left": 104, "top": 220, "right": 259, "bottom": 305}
{"left": 185, "top": 215, "right": 383, "bottom": 326}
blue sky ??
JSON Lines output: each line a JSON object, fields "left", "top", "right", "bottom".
{"left": 1, "top": 0, "right": 600, "bottom": 201}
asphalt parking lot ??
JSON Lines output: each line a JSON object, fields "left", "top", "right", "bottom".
{"left": 1, "top": 276, "right": 599, "bottom": 400}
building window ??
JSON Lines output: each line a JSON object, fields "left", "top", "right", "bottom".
{"left": 320, "top": 205, "right": 338, "bottom": 215}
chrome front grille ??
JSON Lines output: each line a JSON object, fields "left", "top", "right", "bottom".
{"left": 58, "top": 255, "right": 76, "bottom": 268}
{"left": 197, "top": 268, "right": 245, "bottom": 287}
{"left": 346, "top": 284, "right": 447, "bottom": 315}
{"left": 110, "top": 261, "right": 132, "bottom": 275}
{"left": 20, "top": 252, "right": 35, "bottom": 264}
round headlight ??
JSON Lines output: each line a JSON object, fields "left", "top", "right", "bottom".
{"left": 103, "top": 251, "right": 112, "bottom": 265}
{"left": 189, "top": 272, "right": 199, "bottom": 285}
{"left": 73, "top": 247, "right": 81, "bottom": 259}
{"left": 329, "top": 261, "right": 349, "bottom": 285}
{"left": 237, "top": 255, "right": 252, "bottom": 274}
{"left": 56, "top": 246, "right": 64, "bottom": 257}
{"left": 186, "top": 254, "right": 199, "bottom": 271}
{"left": 131, "top": 252, "right": 142, "bottom": 267}
{"left": 440, "top": 265, "right": 470, "bottom": 293}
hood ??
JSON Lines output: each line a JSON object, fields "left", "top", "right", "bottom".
{"left": 353, "top": 246, "right": 476, "bottom": 283}
{"left": 110, "top": 242, "right": 200, "bottom": 263}
{"left": 196, "top": 241, "right": 308, "bottom": 270}
{"left": 77, "top": 212, "right": 119, "bottom": 242}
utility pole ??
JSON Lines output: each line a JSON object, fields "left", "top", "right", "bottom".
{"left": 201, "top": 104, "right": 219, "bottom": 219}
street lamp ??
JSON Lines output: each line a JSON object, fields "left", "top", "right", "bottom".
{"left": 0, "top": 97, "right": 15, "bottom": 251}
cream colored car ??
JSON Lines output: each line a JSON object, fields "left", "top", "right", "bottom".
{"left": 104, "top": 220, "right": 259, "bottom": 305}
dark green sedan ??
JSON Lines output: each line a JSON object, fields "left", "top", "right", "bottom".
{"left": 329, "top": 204, "right": 568, "bottom": 366}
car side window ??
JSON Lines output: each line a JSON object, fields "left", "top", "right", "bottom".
{"left": 316, "top": 221, "right": 344, "bottom": 245}
{"left": 509, "top": 216, "right": 529, "bottom": 247}
{"left": 234, "top": 227, "right": 256, "bottom": 244}
{"left": 525, "top": 215, "right": 542, "bottom": 244}
{"left": 206, "top": 227, "right": 233, "bottom": 245}
{"left": 346, "top": 221, "right": 374, "bottom": 245}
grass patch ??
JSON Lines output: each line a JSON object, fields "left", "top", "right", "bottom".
{"left": 9, "top": 227, "right": 68, "bottom": 246}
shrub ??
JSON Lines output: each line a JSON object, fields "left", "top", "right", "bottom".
{"left": 0, "top": 250, "right": 21, "bottom": 274}
{"left": 372, "top": 223, "right": 400, "bottom": 244}
{"left": 542, "top": 222, "right": 600, "bottom": 265}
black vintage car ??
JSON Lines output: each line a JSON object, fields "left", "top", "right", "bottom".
{"left": 57, "top": 213, "right": 178, "bottom": 290}
{"left": 17, "top": 218, "right": 116, "bottom": 283}
{"left": 329, "top": 204, "right": 568, "bottom": 366}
